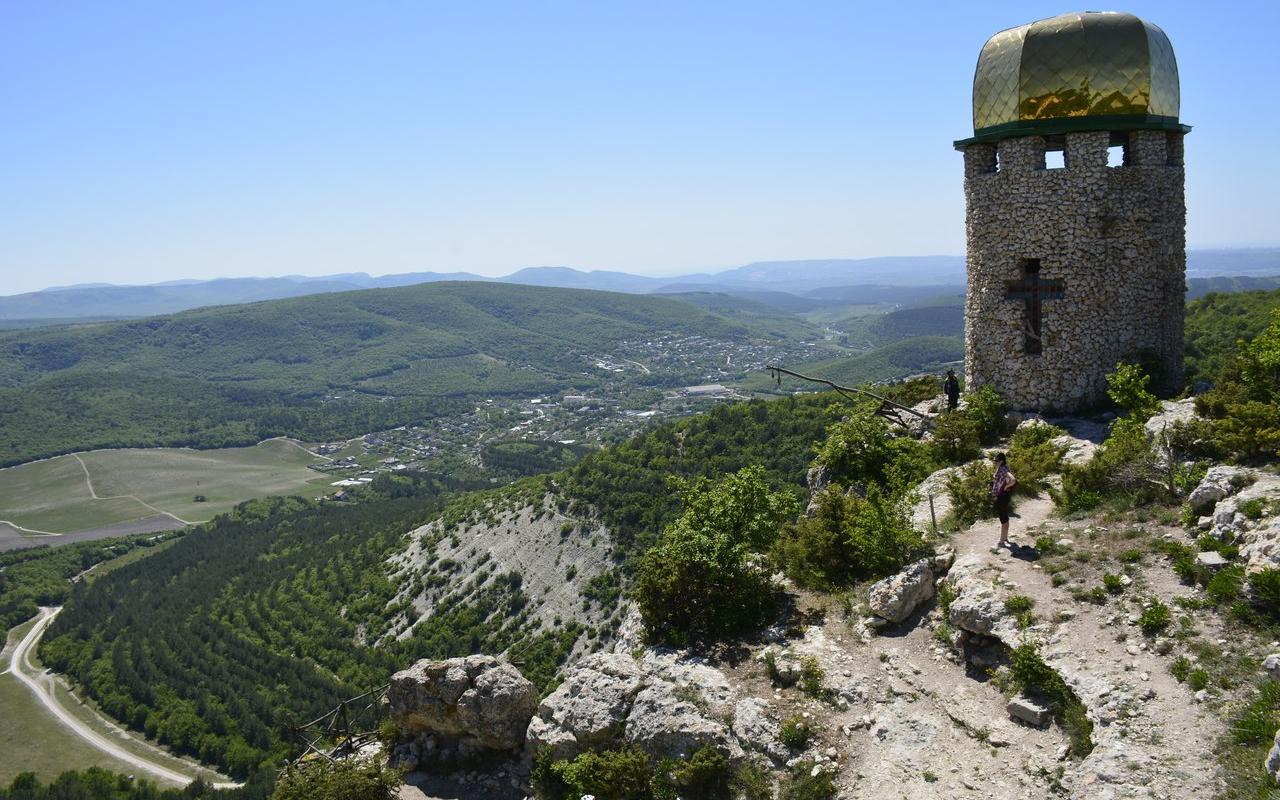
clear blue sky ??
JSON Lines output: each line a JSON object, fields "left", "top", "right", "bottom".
{"left": 2, "top": 1, "right": 1277, "bottom": 294}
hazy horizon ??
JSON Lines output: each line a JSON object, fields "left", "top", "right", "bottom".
{"left": 5, "top": 1, "right": 1279, "bottom": 295}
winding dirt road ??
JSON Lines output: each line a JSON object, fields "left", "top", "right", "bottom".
{"left": 6, "top": 608, "right": 239, "bottom": 788}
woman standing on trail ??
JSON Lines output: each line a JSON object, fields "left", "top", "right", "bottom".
{"left": 991, "top": 452, "right": 1016, "bottom": 548}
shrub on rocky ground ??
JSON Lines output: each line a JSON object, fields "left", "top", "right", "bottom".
{"left": 930, "top": 411, "right": 981, "bottom": 465}
{"left": 778, "top": 762, "right": 837, "bottom": 800}
{"left": 964, "top": 386, "right": 1008, "bottom": 445}
{"left": 1008, "top": 643, "right": 1094, "bottom": 758}
{"left": 532, "top": 745, "right": 743, "bottom": 800}
{"left": 635, "top": 466, "right": 799, "bottom": 645}
{"left": 945, "top": 460, "right": 996, "bottom": 527}
{"left": 1007, "top": 423, "right": 1068, "bottom": 496}
{"left": 779, "top": 716, "right": 812, "bottom": 749}
{"left": 773, "top": 484, "right": 925, "bottom": 590}
{"left": 271, "top": 759, "right": 401, "bottom": 800}
{"left": 1138, "top": 600, "right": 1172, "bottom": 635}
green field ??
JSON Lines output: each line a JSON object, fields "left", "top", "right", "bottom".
{"left": 0, "top": 439, "right": 330, "bottom": 535}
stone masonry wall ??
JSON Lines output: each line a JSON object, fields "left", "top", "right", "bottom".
{"left": 962, "top": 129, "right": 1186, "bottom": 412}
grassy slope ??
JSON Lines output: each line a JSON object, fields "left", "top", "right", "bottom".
{"left": 0, "top": 440, "right": 328, "bottom": 534}
{"left": 0, "top": 282, "right": 822, "bottom": 465}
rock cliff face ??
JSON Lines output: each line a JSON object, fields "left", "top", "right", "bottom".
{"left": 389, "top": 655, "right": 538, "bottom": 770}
{"left": 526, "top": 650, "right": 748, "bottom": 764}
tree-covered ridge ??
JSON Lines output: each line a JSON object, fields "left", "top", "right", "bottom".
{"left": 1184, "top": 287, "right": 1280, "bottom": 387}
{"left": 0, "top": 281, "right": 821, "bottom": 465}
{"left": 0, "top": 534, "right": 179, "bottom": 631}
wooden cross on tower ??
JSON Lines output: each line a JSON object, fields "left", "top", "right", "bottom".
{"left": 1005, "top": 258, "right": 1065, "bottom": 355}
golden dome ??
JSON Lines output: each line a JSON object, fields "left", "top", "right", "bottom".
{"left": 962, "top": 11, "right": 1188, "bottom": 144}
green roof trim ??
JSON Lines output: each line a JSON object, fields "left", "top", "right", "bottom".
{"left": 955, "top": 114, "right": 1191, "bottom": 149}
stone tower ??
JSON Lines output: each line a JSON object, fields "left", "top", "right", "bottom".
{"left": 957, "top": 11, "right": 1189, "bottom": 412}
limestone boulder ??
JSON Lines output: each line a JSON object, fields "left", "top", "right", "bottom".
{"left": 623, "top": 682, "right": 742, "bottom": 760}
{"left": 731, "top": 698, "right": 788, "bottom": 763}
{"left": 525, "top": 653, "right": 642, "bottom": 759}
{"left": 1267, "top": 727, "right": 1280, "bottom": 783}
{"left": 1188, "top": 466, "right": 1254, "bottom": 514}
{"left": 868, "top": 558, "right": 935, "bottom": 623}
{"left": 944, "top": 555, "right": 1013, "bottom": 639}
{"left": 911, "top": 465, "right": 961, "bottom": 531}
{"left": 526, "top": 650, "right": 745, "bottom": 763}
{"left": 390, "top": 655, "right": 537, "bottom": 753}
{"left": 1144, "top": 398, "right": 1196, "bottom": 439}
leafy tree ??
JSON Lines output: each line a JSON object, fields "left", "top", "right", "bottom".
{"left": 1107, "top": 361, "right": 1161, "bottom": 420}
{"left": 635, "top": 466, "right": 799, "bottom": 644}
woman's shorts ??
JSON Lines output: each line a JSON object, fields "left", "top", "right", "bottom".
{"left": 994, "top": 492, "right": 1011, "bottom": 524}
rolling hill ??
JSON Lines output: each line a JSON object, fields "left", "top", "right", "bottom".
{"left": 0, "top": 282, "right": 824, "bottom": 466}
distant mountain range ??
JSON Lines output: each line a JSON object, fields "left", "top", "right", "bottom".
{"left": 3, "top": 248, "right": 1277, "bottom": 326}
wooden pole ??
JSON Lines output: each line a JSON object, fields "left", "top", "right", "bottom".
{"left": 764, "top": 364, "right": 932, "bottom": 422}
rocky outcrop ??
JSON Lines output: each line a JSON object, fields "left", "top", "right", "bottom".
{"left": 389, "top": 655, "right": 537, "bottom": 768}
{"left": 526, "top": 651, "right": 754, "bottom": 764}
{"left": 1267, "top": 728, "right": 1280, "bottom": 782}
{"left": 524, "top": 653, "right": 642, "bottom": 759}
{"left": 868, "top": 558, "right": 935, "bottom": 624}
{"left": 1197, "top": 473, "right": 1280, "bottom": 572}
{"left": 1188, "top": 465, "right": 1254, "bottom": 515}
{"left": 911, "top": 465, "right": 960, "bottom": 531}
{"left": 943, "top": 555, "right": 1016, "bottom": 641}
{"left": 1144, "top": 398, "right": 1196, "bottom": 439}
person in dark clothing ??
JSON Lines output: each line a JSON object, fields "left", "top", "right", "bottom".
{"left": 991, "top": 452, "right": 1017, "bottom": 547}
{"left": 944, "top": 369, "right": 960, "bottom": 411}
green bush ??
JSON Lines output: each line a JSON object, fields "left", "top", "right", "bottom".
{"left": 779, "top": 762, "right": 837, "bottom": 800}
{"left": 811, "top": 404, "right": 897, "bottom": 487}
{"left": 1206, "top": 566, "right": 1245, "bottom": 604}
{"left": 930, "top": 411, "right": 981, "bottom": 465}
{"left": 1240, "top": 498, "right": 1267, "bottom": 520}
{"left": 1107, "top": 361, "right": 1162, "bottom": 420}
{"left": 964, "top": 385, "right": 1008, "bottom": 445}
{"left": 730, "top": 762, "right": 775, "bottom": 800}
{"left": 799, "top": 656, "right": 827, "bottom": 700}
{"left": 1007, "top": 422, "right": 1068, "bottom": 496}
{"left": 938, "top": 580, "right": 956, "bottom": 618}
{"left": 1004, "top": 595, "right": 1034, "bottom": 614}
{"left": 1102, "top": 574, "right": 1124, "bottom": 595}
{"left": 1008, "top": 643, "right": 1094, "bottom": 758}
{"left": 652, "top": 747, "right": 732, "bottom": 800}
{"left": 1232, "top": 682, "right": 1280, "bottom": 745}
{"left": 271, "top": 758, "right": 401, "bottom": 800}
{"left": 635, "top": 466, "right": 799, "bottom": 644}
{"left": 780, "top": 716, "right": 812, "bottom": 749}
{"left": 1190, "top": 309, "right": 1280, "bottom": 462}
{"left": 772, "top": 484, "right": 926, "bottom": 590}
{"left": 534, "top": 746, "right": 742, "bottom": 800}
{"left": 1188, "top": 669, "right": 1210, "bottom": 691}
{"left": 1250, "top": 569, "right": 1280, "bottom": 617}
{"left": 945, "top": 460, "right": 996, "bottom": 527}
{"left": 1171, "top": 656, "right": 1190, "bottom": 683}
{"left": 1138, "top": 600, "right": 1171, "bottom": 635}
{"left": 549, "top": 747, "right": 652, "bottom": 800}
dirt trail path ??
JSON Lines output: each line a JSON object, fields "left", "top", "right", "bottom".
{"left": 948, "top": 496, "right": 1224, "bottom": 799}
{"left": 6, "top": 608, "right": 239, "bottom": 789}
